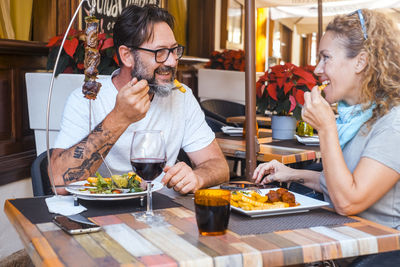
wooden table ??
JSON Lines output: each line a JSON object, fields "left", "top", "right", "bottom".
{"left": 216, "top": 131, "right": 320, "bottom": 165}
{"left": 4, "top": 194, "right": 400, "bottom": 266}
{"left": 226, "top": 115, "right": 271, "bottom": 127}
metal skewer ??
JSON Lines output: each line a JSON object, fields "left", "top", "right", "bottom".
{"left": 46, "top": 0, "right": 89, "bottom": 196}
{"left": 89, "top": 100, "right": 114, "bottom": 177}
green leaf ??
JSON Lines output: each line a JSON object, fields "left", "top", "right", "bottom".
{"left": 276, "top": 102, "right": 284, "bottom": 115}
{"left": 293, "top": 105, "right": 302, "bottom": 120}
{"left": 101, "top": 66, "right": 117, "bottom": 75}
{"left": 283, "top": 98, "right": 291, "bottom": 114}
{"left": 105, "top": 47, "right": 115, "bottom": 57}
{"left": 54, "top": 55, "right": 70, "bottom": 76}
{"left": 75, "top": 44, "right": 85, "bottom": 64}
{"left": 98, "top": 56, "right": 111, "bottom": 73}
{"left": 256, "top": 99, "right": 268, "bottom": 115}
{"left": 46, "top": 48, "right": 58, "bottom": 70}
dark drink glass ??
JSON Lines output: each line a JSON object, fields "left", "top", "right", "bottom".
{"left": 130, "top": 130, "right": 166, "bottom": 225}
{"left": 131, "top": 158, "right": 166, "bottom": 181}
{"left": 194, "top": 189, "right": 231, "bottom": 236}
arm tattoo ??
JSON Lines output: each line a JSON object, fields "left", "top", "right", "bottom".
{"left": 93, "top": 122, "right": 103, "bottom": 133}
{"left": 62, "top": 121, "right": 116, "bottom": 183}
{"left": 73, "top": 146, "right": 84, "bottom": 159}
{"left": 62, "top": 143, "right": 113, "bottom": 183}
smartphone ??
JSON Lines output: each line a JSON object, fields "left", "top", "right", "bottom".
{"left": 53, "top": 215, "right": 101, "bottom": 235}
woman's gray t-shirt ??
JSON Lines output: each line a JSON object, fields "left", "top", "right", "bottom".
{"left": 320, "top": 106, "right": 400, "bottom": 229}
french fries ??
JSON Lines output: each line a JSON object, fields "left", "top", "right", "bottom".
{"left": 174, "top": 79, "right": 186, "bottom": 93}
{"left": 318, "top": 84, "right": 327, "bottom": 91}
{"left": 231, "top": 190, "right": 292, "bottom": 211}
{"left": 318, "top": 80, "right": 330, "bottom": 91}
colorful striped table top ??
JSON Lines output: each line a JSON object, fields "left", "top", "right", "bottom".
{"left": 4, "top": 197, "right": 400, "bottom": 267}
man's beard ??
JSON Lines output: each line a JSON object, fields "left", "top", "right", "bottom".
{"left": 131, "top": 53, "right": 176, "bottom": 97}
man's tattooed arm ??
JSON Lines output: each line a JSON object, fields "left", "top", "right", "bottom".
{"left": 62, "top": 142, "right": 113, "bottom": 183}
{"left": 50, "top": 118, "right": 129, "bottom": 187}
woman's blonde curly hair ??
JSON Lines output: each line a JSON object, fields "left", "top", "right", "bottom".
{"left": 326, "top": 9, "right": 400, "bottom": 127}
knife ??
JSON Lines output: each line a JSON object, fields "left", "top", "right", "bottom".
{"left": 220, "top": 182, "right": 278, "bottom": 190}
{"left": 57, "top": 185, "right": 96, "bottom": 190}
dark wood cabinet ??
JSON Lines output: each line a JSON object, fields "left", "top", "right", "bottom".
{"left": 0, "top": 40, "right": 48, "bottom": 185}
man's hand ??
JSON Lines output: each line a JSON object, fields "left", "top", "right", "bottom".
{"left": 113, "top": 78, "right": 151, "bottom": 126}
{"left": 162, "top": 162, "right": 200, "bottom": 194}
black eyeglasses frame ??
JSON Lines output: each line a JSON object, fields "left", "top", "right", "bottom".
{"left": 128, "top": 45, "right": 185, "bottom": 63}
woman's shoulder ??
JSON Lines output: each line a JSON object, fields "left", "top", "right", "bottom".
{"left": 375, "top": 105, "right": 400, "bottom": 132}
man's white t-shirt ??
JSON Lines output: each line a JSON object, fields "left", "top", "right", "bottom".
{"left": 54, "top": 71, "right": 215, "bottom": 181}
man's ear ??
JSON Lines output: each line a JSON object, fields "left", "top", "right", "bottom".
{"left": 118, "top": 45, "right": 134, "bottom": 68}
{"left": 355, "top": 51, "right": 368, "bottom": 73}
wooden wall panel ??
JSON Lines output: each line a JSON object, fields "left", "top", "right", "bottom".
{"left": 0, "top": 40, "right": 48, "bottom": 185}
{"left": 0, "top": 76, "right": 11, "bottom": 140}
{"left": 187, "top": 0, "right": 215, "bottom": 58}
{"left": 280, "top": 24, "right": 292, "bottom": 64}
{"left": 32, "top": 0, "right": 57, "bottom": 42}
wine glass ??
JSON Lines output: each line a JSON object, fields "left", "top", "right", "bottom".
{"left": 130, "top": 130, "right": 166, "bottom": 225}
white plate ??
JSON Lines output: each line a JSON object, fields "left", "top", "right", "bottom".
{"left": 65, "top": 181, "right": 163, "bottom": 201}
{"left": 294, "top": 134, "right": 320, "bottom": 146}
{"left": 231, "top": 188, "right": 329, "bottom": 217}
{"left": 221, "top": 126, "right": 243, "bottom": 136}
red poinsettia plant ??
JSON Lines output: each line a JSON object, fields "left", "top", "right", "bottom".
{"left": 46, "top": 29, "right": 119, "bottom": 76}
{"left": 256, "top": 63, "right": 319, "bottom": 120}
{"left": 205, "top": 49, "right": 245, "bottom": 71}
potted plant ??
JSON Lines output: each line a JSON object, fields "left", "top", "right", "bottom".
{"left": 204, "top": 49, "right": 245, "bottom": 71}
{"left": 199, "top": 49, "right": 258, "bottom": 104}
{"left": 256, "top": 63, "right": 318, "bottom": 139}
{"left": 46, "top": 29, "right": 119, "bottom": 76}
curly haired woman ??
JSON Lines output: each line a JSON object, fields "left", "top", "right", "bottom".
{"left": 253, "top": 9, "right": 400, "bottom": 265}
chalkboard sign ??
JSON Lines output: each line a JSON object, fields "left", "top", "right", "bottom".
{"left": 82, "top": 0, "right": 162, "bottom": 33}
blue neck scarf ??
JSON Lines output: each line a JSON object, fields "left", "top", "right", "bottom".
{"left": 336, "top": 101, "right": 375, "bottom": 149}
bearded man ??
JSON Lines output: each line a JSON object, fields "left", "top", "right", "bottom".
{"left": 50, "top": 4, "right": 229, "bottom": 195}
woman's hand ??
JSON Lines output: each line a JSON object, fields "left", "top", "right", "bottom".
{"left": 252, "top": 160, "right": 295, "bottom": 184}
{"left": 302, "top": 86, "right": 336, "bottom": 133}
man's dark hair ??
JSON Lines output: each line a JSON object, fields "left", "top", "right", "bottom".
{"left": 113, "top": 4, "right": 175, "bottom": 65}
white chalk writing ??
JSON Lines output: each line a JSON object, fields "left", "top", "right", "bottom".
{"left": 83, "top": 0, "right": 160, "bottom": 33}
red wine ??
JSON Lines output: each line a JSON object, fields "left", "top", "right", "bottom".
{"left": 131, "top": 158, "right": 166, "bottom": 181}
{"left": 195, "top": 202, "right": 230, "bottom": 236}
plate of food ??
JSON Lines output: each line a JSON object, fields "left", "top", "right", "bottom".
{"left": 230, "top": 188, "right": 329, "bottom": 217}
{"left": 65, "top": 172, "right": 163, "bottom": 200}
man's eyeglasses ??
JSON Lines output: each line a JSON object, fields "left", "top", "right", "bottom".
{"left": 129, "top": 45, "right": 185, "bottom": 63}
{"left": 348, "top": 9, "right": 368, "bottom": 40}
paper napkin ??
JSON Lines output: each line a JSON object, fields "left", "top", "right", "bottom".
{"left": 45, "top": 195, "right": 87, "bottom": 216}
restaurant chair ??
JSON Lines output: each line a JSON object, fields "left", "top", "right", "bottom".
{"left": 176, "top": 117, "right": 227, "bottom": 168}
{"left": 348, "top": 250, "right": 400, "bottom": 267}
{"left": 200, "top": 99, "right": 245, "bottom": 127}
{"left": 204, "top": 115, "right": 244, "bottom": 178}
{"left": 31, "top": 151, "right": 53, "bottom": 196}
{"left": 176, "top": 148, "right": 192, "bottom": 168}
{"left": 205, "top": 115, "right": 226, "bottom": 132}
